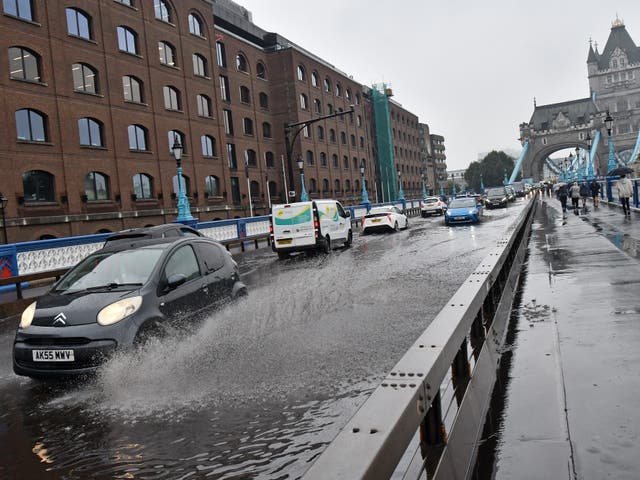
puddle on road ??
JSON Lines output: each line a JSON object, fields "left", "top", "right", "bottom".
{"left": 588, "top": 220, "right": 640, "bottom": 260}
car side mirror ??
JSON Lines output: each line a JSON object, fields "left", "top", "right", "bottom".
{"left": 345, "top": 211, "right": 351, "bottom": 218}
{"left": 166, "top": 273, "right": 187, "bottom": 290}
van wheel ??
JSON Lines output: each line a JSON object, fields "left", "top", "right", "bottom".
{"left": 344, "top": 230, "right": 352, "bottom": 248}
{"left": 322, "top": 236, "right": 331, "bottom": 254}
{"left": 277, "top": 251, "right": 290, "bottom": 260}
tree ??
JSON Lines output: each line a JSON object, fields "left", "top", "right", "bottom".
{"left": 464, "top": 151, "right": 516, "bottom": 191}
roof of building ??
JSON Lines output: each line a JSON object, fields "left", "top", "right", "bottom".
{"left": 587, "top": 19, "right": 640, "bottom": 69}
{"left": 528, "top": 98, "right": 598, "bottom": 130}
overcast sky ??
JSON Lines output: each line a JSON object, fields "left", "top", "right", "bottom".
{"left": 236, "top": 0, "right": 638, "bottom": 170}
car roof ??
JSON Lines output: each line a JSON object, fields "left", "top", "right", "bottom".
{"left": 99, "top": 235, "right": 218, "bottom": 253}
{"left": 105, "top": 224, "right": 202, "bottom": 243}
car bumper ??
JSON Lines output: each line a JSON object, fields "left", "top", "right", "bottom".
{"left": 445, "top": 215, "right": 479, "bottom": 224}
{"left": 421, "top": 208, "right": 443, "bottom": 215}
{"left": 362, "top": 220, "right": 394, "bottom": 233}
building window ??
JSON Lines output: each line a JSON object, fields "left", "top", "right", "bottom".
{"left": 256, "top": 62, "right": 266, "bottom": 79}
{"left": 360, "top": 136, "right": 364, "bottom": 148}
{"left": 128, "top": 124, "right": 147, "bottom": 151}
{"left": 154, "top": 0, "right": 171, "bottom": 22}
{"left": 240, "top": 85, "right": 251, "bottom": 104}
{"left": 236, "top": 53, "right": 248, "bottom": 72}
{"left": 353, "top": 157, "right": 358, "bottom": 170}
{"left": 243, "top": 117, "right": 254, "bottom": 136}
{"left": 193, "top": 53, "right": 207, "bottom": 77}
{"left": 72, "top": 63, "right": 98, "bottom": 94}
{"left": 197, "top": 94, "right": 211, "bottom": 117}
{"left": 345, "top": 179, "right": 351, "bottom": 191}
{"left": 219, "top": 75, "right": 230, "bottom": 101}
{"left": 314, "top": 98, "right": 321, "bottom": 113}
{"left": 343, "top": 156, "right": 348, "bottom": 169}
{"left": 357, "top": 115, "right": 362, "bottom": 127}
{"left": 297, "top": 64, "right": 305, "bottom": 81}
{"left": 249, "top": 180, "right": 260, "bottom": 198}
{"left": 201, "top": 135, "right": 216, "bottom": 157}
{"left": 3, "top": 0, "right": 33, "bottom": 21}
{"left": 299, "top": 93, "right": 308, "bottom": 110}
{"left": 115, "top": 0, "right": 133, "bottom": 5}
{"left": 311, "top": 71, "right": 319, "bottom": 87}
{"left": 335, "top": 82, "right": 342, "bottom": 97}
{"left": 230, "top": 176, "right": 240, "bottom": 203}
{"left": 85, "top": 171, "right": 109, "bottom": 201}
{"left": 22, "top": 170, "right": 54, "bottom": 202}
{"left": 168, "top": 130, "right": 185, "bottom": 155}
{"left": 132, "top": 173, "right": 152, "bottom": 199}
{"left": 317, "top": 125, "right": 324, "bottom": 140}
{"left": 327, "top": 103, "right": 333, "bottom": 114}
{"left": 340, "top": 132, "right": 346, "bottom": 145}
{"left": 324, "top": 77, "right": 331, "bottom": 93}
{"left": 350, "top": 134, "right": 356, "bottom": 147}
{"left": 332, "top": 154, "right": 338, "bottom": 168}
{"left": 259, "top": 92, "right": 268, "bottom": 109}
{"left": 205, "top": 175, "right": 219, "bottom": 197}
{"left": 334, "top": 179, "right": 341, "bottom": 192}
{"left": 188, "top": 13, "right": 203, "bottom": 36}
{"left": 226, "top": 143, "right": 237, "bottom": 169}
{"left": 320, "top": 152, "right": 327, "bottom": 166}
{"left": 323, "top": 178, "right": 329, "bottom": 192}
{"left": 355, "top": 93, "right": 360, "bottom": 105}
{"left": 265, "top": 151, "right": 274, "bottom": 168}
{"left": 158, "top": 41, "right": 176, "bottom": 67}
{"left": 117, "top": 26, "right": 138, "bottom": 55}
{"left": 66, "top": 8, "right": 91, "bottom": 40}
{"left": 122, "top": 75, "right": 143, "bottom": 103}
{"left": 306, "top": 150, "right": 314, "bottom": 166}
{"left": 262, "top": 122, "right": 271, "bottom": 138}
{"left": 78, "top": 117, "right": 103, "bottom": 147}
{"left": 329, "top": 129, "right": 336, "bottom": 143}
{"left": 15, "top": 108, "right": 47, "bottom": 142}
{"left": 216, "top": 41, "right": 226, "bottom": 68}
{"left": 309, "top": 178, "right": 317, "bottom": 193}
{"left": 245, "top": 149, "right": 257, "bottom": 167}
{"left": 223, "top": 109, "right": 233, "bottom": 135}
{"left": 163, "top": 85, "right": 181, "bottom": 110}
{"left": 345, "top": 88, "right": 351, "bottom": 101}
{"left": 172, "top": 174, "right": 190, "bottom": 197}
{"left": 302, "top": 126, "right": 310, "bottom": 138}
{"left": 9, "top": 46, "right": 41, "bottom": 82}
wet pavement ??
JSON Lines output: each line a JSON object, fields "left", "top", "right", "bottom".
{"left": 484, "top": 195, "right": 640, "bottom": 479}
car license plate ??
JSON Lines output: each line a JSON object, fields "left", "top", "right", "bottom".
{"left": 32, "top": 349, "right": 75, "bottom": 362}
{"left": 371, "top": 219, "right": 381, "bottom": 223}
{"left": 455, "top": 216, "right": 465, "bottom": 220}
{"left": 277, "top": 239, "right": 292, "bottom": 245}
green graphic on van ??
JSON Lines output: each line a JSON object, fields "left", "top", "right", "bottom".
{"left": 274, "top": 206, "right": 312, "bottom": 225}
{"left": 318, "top": 206, "right": 338, "bottom": 222}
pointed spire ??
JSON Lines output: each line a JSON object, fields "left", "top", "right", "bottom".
{"left": 587, "top": 39, "right": 598, "bottom": 63}
{"left": 533, "top": 96, "right": 537, "bottom": 108}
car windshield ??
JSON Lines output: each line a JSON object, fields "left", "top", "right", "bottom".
{"left": 449, "top": 198, "right": 476, "bottom": 208}
{"left": 425, "top": 198, "right": 438, "bottom": 204}
{"left": 486, "top": 188, "right": 505, "bottom": 196}
{"left": 368, "top": 207, "right": 393, "bottom": 215}
{"left": 53, "top": 248, "right": 164, "bottom": 293}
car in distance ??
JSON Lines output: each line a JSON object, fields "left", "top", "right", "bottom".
{"left": 484, "top": 187, "right": 509, "bottom": 209}
{"left": 362, "top": 205, "right": 409, "bottom": 234}
{"left": 13, "top": 237, "right": 245, "bottom": 379}
{"left": 420, "top": 197, "right": 446, "bottom": 217}
{"left": 444, "top": 197, "right": 483, "bottom": 225}
{"left": 104, "top": 224, "right": 203, "bottom": 245}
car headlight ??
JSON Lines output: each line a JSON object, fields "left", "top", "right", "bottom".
{"left": 20, "top": 301, "right": 37, "bottom": 329}
{"left": 445, "top": 210, "right": 451, "bottom": 216}
{"left": 97, "top": 296, "right": 143, "bottom": 326}
{"left": 468, "top": 209, "right": 476, "bottom": 214}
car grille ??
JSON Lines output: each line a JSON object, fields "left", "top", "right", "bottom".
{"left": 24, "top": 337, "right": 92, "bottom": 346}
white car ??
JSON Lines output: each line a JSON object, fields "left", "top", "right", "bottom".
{"left": 420, "top": 196, "right": 446, "bottom": 217}
{"left": 361, "top": 206, "right": 409, "bottom": 234}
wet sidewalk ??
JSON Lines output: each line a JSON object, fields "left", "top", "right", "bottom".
{"left": 489, "top": 196, "right": 640, "bottom": 480}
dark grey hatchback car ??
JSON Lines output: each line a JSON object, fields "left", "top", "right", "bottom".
{"left": 13, "top": 237, "right": 246, "bottom": 378}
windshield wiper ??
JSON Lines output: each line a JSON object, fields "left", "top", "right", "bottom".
{"left": 60, "top": 282, "right": 143, "bottom": 294}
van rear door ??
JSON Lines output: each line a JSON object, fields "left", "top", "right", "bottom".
{"left": 272, "top": 202, "right": 316, "bottom": 249}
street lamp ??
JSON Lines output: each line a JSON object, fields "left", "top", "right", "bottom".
{"left": 568, "top": 152, "right": 575, "bottom": 183}
{"left": 360, "top": 161, "right": 370, "bottom": 207}
{"left": 586, "top": 133, "right": 593, "bottom": 179}
{"left": 480, "top": 173, "right": 484, "bottom": 193}
{"left": 397, "top": 170, "right": 405, "bottom": 201}
{"left": 604, "top": 110, "right": 616, "bottom": 174}
{"left": 297, "top": 156, "right": 308, "bottom": 202}
{"left": 451, "top": 173, "right": 457, "bottom": 195}
{"left": 0, "top": 192, "right": 8, "bottom": 244}
{"left": 172, "top": 134, "right": 195, "bottom": 224}
{"left": 421, "top": 172, "right": 427, "bottom": 199}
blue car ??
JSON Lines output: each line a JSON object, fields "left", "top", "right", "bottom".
{"left": 444, "top": 197, "right": 483, "bottom": 225}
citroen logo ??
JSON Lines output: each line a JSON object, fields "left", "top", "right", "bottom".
{"left": 53, "top": 313, "right": 67, "bottom": 327}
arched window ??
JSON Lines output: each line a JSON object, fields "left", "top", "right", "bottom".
{"left": 262, "top": 122, "right": 271, "bottom": 138}
{"left": 329, "top": 129, "right": 336, "bottom": 143}
{"left": 309, "top": 178, "right": 317, "bottom": 193}
{"left": 317, "top": 125, "right": 324, "bottom": 140}
{"left": 9, "top": 46, "right": 41, "bottom": 82}
{"left": 22, "top": 170, "right": 55, "bottom": 202}
{"left": 353, "top": 157, "right": 358, "bottom": 170}
{"left": 297, "top": 64, "right": 306, "bottom": 81}
{"left": 72, "top": 63, "right": 98, "bottom": 94}
{"left": 322, "top": 178, "right": 329, "bottom": 192}
{"left": 243, "top": 117, "right": 254, "bottom": 135}
{"left": 85, "top": 171, "right": 109, "bottom": 201}
{"left": 122, "top": 75, "right": 143, "bottom": 103}
{"left": 334, "top": 179, "right": 341, "bottom": 192}
{"left": 216, "top": 41, "right": 226, "bottom": 67}
{"left": 158, "top": 41, "right": 176, "bottom": 66}
{"left": 117, "top": 26, "right": 138, "bottom": 54}
{"left": 343, "top": 156, "right": 349, "bottom": 169}
{"left": 327, "top": 103, "right": 333, "bottom": 114}
{"left": 350, "top": 134, "right": 356, "bottom": 147}
{"left": 168, "top": 130, "right": 186, "bottom": 154}
{"left": 205, "top": 175, "right": 220, "bottom": 197}
{"left": 335, "top": 82, "right": 342, "bottom": 97}
{"left": 314, "top": 98, "right": 322, "bottom": 113}
{"left": 357, "top": 115, "right": 362, "bottom": 127}
{"left": 332, "top": 154, "right": 339, "bottom": 168}
{"left": 240, "top": 85, "right": 251, "bottom": 103}
{"left": 4, "top": 0, "right": 33, "bottom": 20}
{"left": 299, "top": 93, "right": 308, "bottom": 110}
{"left": 236, "top": 53, "right": 248, "bottom": 72}
{"left": 78, "top": 117, "right": 103, "bottom": 147}
{"left": 268, "top": 180, "right": 277, "bottom": 197}
{"left": 245, "top": 149, "right": 257, "bottom": 167}
{"left": 355, "top": 179, "right": 360, "bottom": 191}
{"left": 188, "top": 12, "right": 204, "bottom": 36}
{"left": 256, "top": 62, "right": 266, "bottom": 79}
{"left": 163, "top": 85, "right": 181, "bottom": 110}
{"left": 320, "top": 152, "right": 327, "bottom": 166}
{"left": 15, "top": 108, "right": 47, "bottom": 142}
{"left": 128, "top": 124, "right": 147, "bottom": 151}
{"left": 345, "top": 88, "right": 351, "bottom": 101}
{"left": 324, "top": 77, "right": 331, "bottom": 93}
{"left": 306, "top": 150, "right": 314, "bottom": 165}
{"left": 66, "top": 8, "right": 92, "bottom": 40}
{"left": 311, "top": 71, "right": 319, "bottom": 87}
{"left": 172, "top": 174, "right": 191, "bottom": 196}
{"left": 340, "top": 132, "right": 347, "bottom": 145}
{"left": 201, "top": 135, "right": 216, "bottom": 157}
{"left": 154, "top": 0, "right": 171, "bottom": 22}
{"left": 355, "top": 93, "right": 360, "bottom": 105}
{"left": 259, "top": 92, "right": 269, "bottom": 109}
{"left": 193, "top": 53, "right": 207, "bottom": 76}
{"left": 345, "top": 179, "right": 351, "bottom": 191}
{"left": 250, "top": 180, "right": 260, "bottom": 198}
{"left": 265, "top": 151, "right": 275, "bottom": 168}
{"left": 197, "top": 94, "right": 211, "bottom": 117}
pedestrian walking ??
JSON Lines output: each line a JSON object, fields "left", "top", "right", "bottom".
{"left": 615, "top": 174, "right": 633, "bottom": 217}
{"left": 589, "top": 178, "right": 600, "bottom": 208}
{"left": 579, "top": 181, "right": 590, "bottom": 212}
{"left": 556, "top": 183, "right": 568, "bottom": 216}
{"left": 569, "top": 182, "right": 580, "bottom": 215}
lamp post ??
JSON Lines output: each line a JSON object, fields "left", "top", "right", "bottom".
{"left": 397, "top": 170, "right": 405, "bottom": 201}
{"left": 451, "top": 173, "right": 457, "bottom": 195}
{"left": 604, "top": 110, "right": 616, "bottom": 174}
{"left": 480, "top": 173, "right": 484, "bottom": 193}
{"left": 439, "top": 175, "right": 444, "bottom": 198}
{"left": 421, "top": 172, "right": 427, "bottom": 199}
{"left": 172, "top": 134, "right": 196, "bottom": 224}
{"left": 245, "top": 155, "right": 254, "bottom": 217}
{"left": 297, "top": 156, "right": 308, "bottom": 202}
{"left": 0, "top": 192, "right": 7, "bottom": 244}
{"left": 576, "top": 147, "right": 583, "bottom": 182}
{"left": 586, "top": 133, "right": 593, "bottom": 179}
{"left": 568, "top": 152, "right": 575, "bottom": 183}
{"left": 360, "top": 161, "right": 370, "bottom": 208}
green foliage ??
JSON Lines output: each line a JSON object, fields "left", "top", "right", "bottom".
{"left": 464, "top": 151, "right": 517, "bottom": 191}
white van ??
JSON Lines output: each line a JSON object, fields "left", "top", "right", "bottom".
{"left": 270, "top": 200, "right": 352, "bottom": 259}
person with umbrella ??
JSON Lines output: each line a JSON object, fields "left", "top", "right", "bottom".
{"left": 615, "top": 173, "right": 633, "bottom": 217}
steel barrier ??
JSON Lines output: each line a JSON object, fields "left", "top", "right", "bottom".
{"left": 302, "top": 195, "right": 537, "bottom": 480}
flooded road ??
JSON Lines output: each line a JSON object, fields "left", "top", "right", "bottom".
{"left": 0, "top": 203, "right": 527, "bottom": 479}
